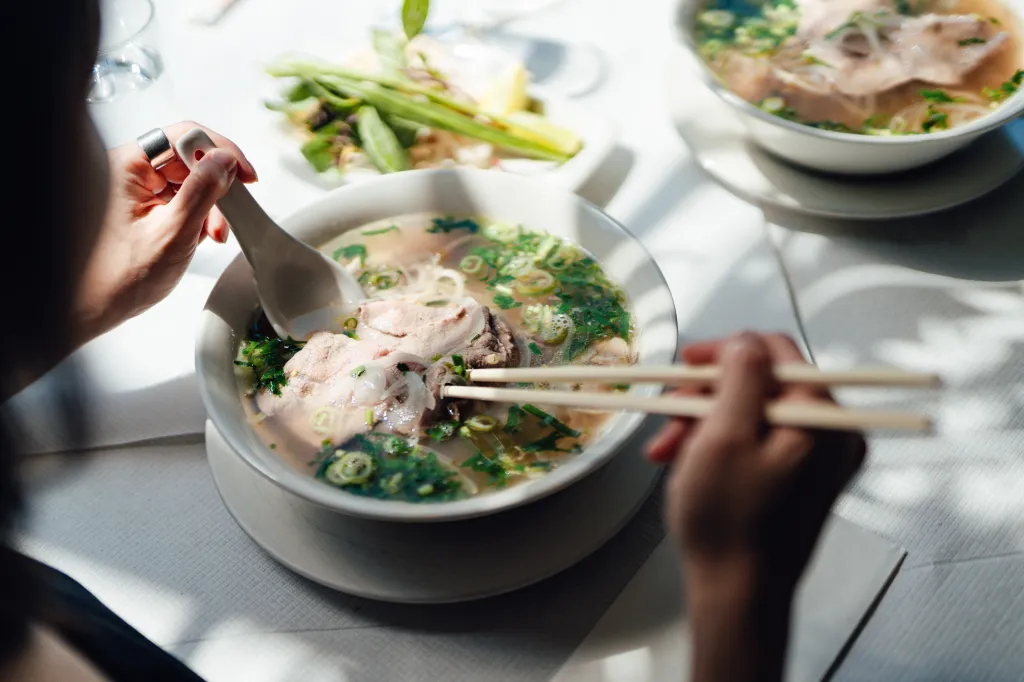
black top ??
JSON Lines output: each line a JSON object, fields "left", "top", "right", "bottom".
{"left": 29, "top": 556, "right": 205, "bottom": 682}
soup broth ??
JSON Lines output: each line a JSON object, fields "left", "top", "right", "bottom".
{"left": 236, "top": 215, "right": 635, "bottom": 503}
{"left": 695, "top": 0, "right": 1024, "bottom": 134}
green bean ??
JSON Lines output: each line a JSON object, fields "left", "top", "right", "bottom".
{"left": 383, "top": 114, "right": 422, "bottom": 148}
{"left": 301, "top": 78, "right": 360, "bottom": 112}
{"left": 269, "top": 61, "right": 528, "bottom": 133}
{"left": 317, "top": 75, "right": 570, "bottom": 162}
{"left": 356, "top": 105, "right": 410, "bottom": 173}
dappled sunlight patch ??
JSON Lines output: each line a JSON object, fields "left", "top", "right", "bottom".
{"left": 16, "top": 540, "right": 195, "bottom": 647}
{"left": 874, "top": 316, "right": 1013, "bottom": 384}
{"left": 950, "top": 289, "right": 1024, "bottom": 316}
{"left": 178, "top": 621, "right": 355, "bottom": 682}
{"left": 814, "top": 343, "right": 859, "bottom": 368}
{"left": 861, "top": 468, "right": 933, "bottom": 507}
{"left": 780, "top": 232, "right": 831, "bottom": 269}
{"left": 954, "top": 469, "right": 1024, "bottom": 524}
{"left": 938, "top": 396, "right": 1014, "bottom": 433}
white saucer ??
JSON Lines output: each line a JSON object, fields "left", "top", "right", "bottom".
{"left": 666, "top": 45, "right": 1024, "bottom": 220}
{"left": 205, "top": 420, "right": 661, "bottom": 603}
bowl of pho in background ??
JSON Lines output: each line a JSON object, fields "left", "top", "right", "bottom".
{"left": 197, "top": 168, "right": 678, "bottom": 527}
{"left": 676, "top": 0, "right": 1024, "bottom": 174}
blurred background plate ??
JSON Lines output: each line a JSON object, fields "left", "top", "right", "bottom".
{"left": 263, "top": 83, "right": 615, "bottom": 194}
{"left": 666, "top": 44, "right": 1024, "bottom": 220}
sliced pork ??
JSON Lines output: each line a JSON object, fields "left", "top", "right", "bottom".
{"left": 423, "top": 308, "right": 520, "bottom": 422}
{"left": 256, "top": 295, "right": 518, "bottom": 447}
{"left": 797, "top": 0, "right": 1010, "bottom": 97}
{"left": 357, "top": 297, "right": 485, "bottom": 360}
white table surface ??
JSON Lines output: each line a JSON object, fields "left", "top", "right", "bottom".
{"left": 767, "top": 186, "right": 1024, "bottom": 681}
{"left": 13, "top": 0, "right": 917, "bottom": 679}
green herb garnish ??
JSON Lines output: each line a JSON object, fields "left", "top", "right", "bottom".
{"left": 362, "top": 224, "right": 399, "bottom": 236}
{"left": 920, "top": 89, "right": 959, "bottom": 103}
{"left": 522, "top": 404, "right": 581, "bottom": 438}
{"left": 959, "top": 37, "right": 987, "bottom": 46}
{"left": 314, "top": 433, "right": 462, "bottom": 501}
{"left": 333, "top": 243, "right": 367, "bottom": 263}
{"left": 428, "top": 216, "right": 481, "bottom": 234}
{"left": 492, "top": 293, "right": 521, "bottom": 310}
{"left": 504, "top": 405, "right": 525, "bottom": 433}
{"left": 234, "top": 323, "right": 305, "bottom": 396}
{"left": 528, "top": 342, "right": 542, "bottom": 355}
{"left": 351, "top": 365, "right": 366, "bottom": 378}
{"left": 984, "top": 69, "right": 1024, "bottom": 100}
{"left": 452, "top": 354, "right": 466, "bottom": 378}
{"left": 426, "top": 421, "right": 457, "bottom": 441}
{"left": 462, "top": 451, "right": 507, "bottom": 486}
{"left": 402, "top": 0, "right": 430, "bottom": 39}
{"left": 922, "top": 107, "right": 949, "bottom": 132}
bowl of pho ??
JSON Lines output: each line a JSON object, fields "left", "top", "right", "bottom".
{"left": 678, "top": 0, "right": 1024, "bottom": 173}
{"left": 197, "top": 168, "right": 678, "bottom": 522}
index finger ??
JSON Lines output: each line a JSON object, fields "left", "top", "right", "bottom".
{"left": 155, "top": 121, "right": 258, "bottom": 185}
{"left": 698, "top": 333, "right": 773, "bottom": 445}
{"left": 760, "top": 333, "right": 831, "bottom": 402}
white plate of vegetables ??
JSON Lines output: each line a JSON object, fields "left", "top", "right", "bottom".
{"left": 262, "top": 33, "right": 615, "bottom": 193}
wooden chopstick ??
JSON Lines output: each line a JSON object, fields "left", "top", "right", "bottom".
{"left": 466, "top": 364, "right": 941, "bottom": 389}
{"left": 442, "top": 385, "right": 932, "bottom": 432}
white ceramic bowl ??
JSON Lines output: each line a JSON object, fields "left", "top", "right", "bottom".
{"left": 674, "top": 0, "right": 1024, "bottom": 175}
{"left": 197, "top": 168, "right": 678, "bottom": 523}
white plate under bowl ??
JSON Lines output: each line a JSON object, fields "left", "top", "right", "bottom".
{"left": 267, "top": 85, "right": 615, "bottom": 194}
{"left": 667, "top": 45, "right": 1024, "bottom": 220}
{"left": 206, "top": 420, "right": 661, "bottom": 603}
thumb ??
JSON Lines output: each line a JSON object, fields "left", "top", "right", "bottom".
{"left": 166, "top": 149, "right": 238, "bottom": 245}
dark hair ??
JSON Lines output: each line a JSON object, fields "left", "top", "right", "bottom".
{"left": 0, "top": 0, "right": 100, "bottom": 663}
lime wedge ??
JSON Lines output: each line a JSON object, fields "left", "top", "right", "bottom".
{"left": 479, "top": 63, "right": 531, "bottom": 115}
{"left": 504, "top": 111, "right": 583, "bottom": 156}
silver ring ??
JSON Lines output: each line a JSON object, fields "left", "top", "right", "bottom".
{"left": 137, "top": 128, "right": 176, "bottom": 169}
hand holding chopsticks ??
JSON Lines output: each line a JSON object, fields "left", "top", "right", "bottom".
{"left": 446, "top": 357, "right": 938, "bottom": 433}
{"left": 466, "top": 364, "right": 941, "bottom": 389}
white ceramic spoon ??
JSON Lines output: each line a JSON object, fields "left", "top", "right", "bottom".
{"left": 176, "top": 128, "right": 364, "bottom": 340}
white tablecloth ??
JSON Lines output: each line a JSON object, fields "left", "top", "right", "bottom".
{"left": 13, "top": 0, "right": 909, "bottom": 679}
{"left": 768, "top": 173, "right": 1024, "bottom": 680}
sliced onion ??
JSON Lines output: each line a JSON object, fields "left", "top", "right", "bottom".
{"left": 380, "top": 373, "right": 409, "bottom": 403}
{"left": 464, "top": 299, "right": 486, "bottom": 340}
{"left": 387, "top": 372, "right": 433, "bottom": 427}
{"left": 352, "top": 364, "right": 388, "bottom": 405}
{"left": 434, "top": 268, "right": 466, "bottom": 301}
